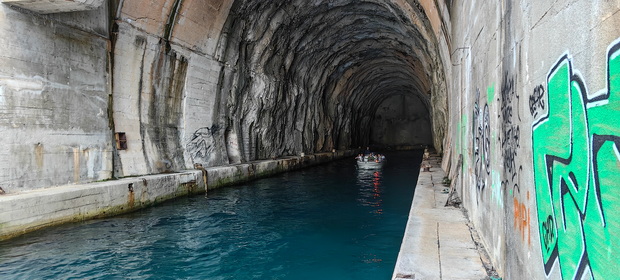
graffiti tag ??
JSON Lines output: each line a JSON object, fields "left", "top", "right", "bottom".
{"left": 473, "top": 89, "right": 490, "bottom": 202}
{"left": 532, "top": 40, "right": 620, "bottom": 279}
{"left": 500, "top": 72, "right": 522, "bottom": 193}
{"left": 529, "top": 85, "right": 546, "bottom": 118}
{"left": 187, "top": 125, "right": 219, "bottom": 163}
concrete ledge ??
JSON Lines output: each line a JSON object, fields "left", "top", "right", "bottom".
{"left": 392, "top": 154, "right": 489, "bottom": 280}
{"left": 0, "top": 170, "right": 204, "bottom": 240}
{"left": 0, "top": 150, "right": 355, "bottom": 240}
{"left": 204, "top": 151, "right": 353, "bottom": 190}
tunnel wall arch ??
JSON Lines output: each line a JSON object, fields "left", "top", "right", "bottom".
{"left": 107, "top": 0, "right": 450, "bottom": 175}
{"left": 0, "top": 0, "right": 450, "bottom": 197}
{"left": 213, "top": 0, "right": 449, "bottom": 161}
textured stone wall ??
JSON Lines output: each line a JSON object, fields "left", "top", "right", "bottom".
{"left": 446, "top": 1, "right": 620, "bottom": 278}
{"left": 213, "top": 0, "right": 447, "bottom": 163}
{"left": 111, "top": 0, "right": 449, "bottom": 174}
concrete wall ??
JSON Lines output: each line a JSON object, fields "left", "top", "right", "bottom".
{"left": 2, "top": 0, "right": 106, "bottom": 14}
{"left": 112, "top": 0, "right": 234, "bottom": 176}
{"left": 0, "top": 3, "right": 113, "bottom": 192}
{"left": 444, "top": 1, "right": 620, "bottom": 278}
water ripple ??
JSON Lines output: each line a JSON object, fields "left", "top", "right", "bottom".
{"left": 0, "top": 151, "right": 422, "bottom": 280}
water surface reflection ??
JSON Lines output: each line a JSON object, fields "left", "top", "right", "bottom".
{"left": 0, "top": 150, "right": 423, "bottom": 280}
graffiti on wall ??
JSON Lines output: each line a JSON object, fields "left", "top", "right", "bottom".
{"left": 499, "top": 71, "right": 529, "bottom": 245}
{"left": 513, "top": 192, "right": 531, "bottom": 246}
{"left": 472, "top": 89, "right": 490, "bottom": 202}
{"left": 187, "top": 125, "right": 219, "bottom": 163}
{"left": 529, "top": 85, "right": 545, "bottom": 118}
{"left": 531, "top": 40, "right": 620, "bottom": 279}
{"left": 500, "top": 72, "right": 522, "bottom": 194}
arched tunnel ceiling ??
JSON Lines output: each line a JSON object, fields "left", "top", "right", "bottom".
{"left": 214, "top": 0, "right": 440, "bottom": 160}
{"left": 114, "top": 0, "right": 446, "bottom": 166}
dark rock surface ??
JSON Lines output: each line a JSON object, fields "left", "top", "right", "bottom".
{"left": 213, "top": 0, "right": 446, "bottom": 163}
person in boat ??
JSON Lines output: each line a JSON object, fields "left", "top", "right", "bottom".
{"left": 355, "top": 153, "right": 364, "bottom": 161}
{"left": 367, "top": 153, "right": 376, "bottom": 162}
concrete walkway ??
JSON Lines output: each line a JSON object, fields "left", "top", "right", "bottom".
{"left": 392, "top": 155, "right": 491, "bottom": 280}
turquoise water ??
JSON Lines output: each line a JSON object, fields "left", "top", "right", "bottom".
{"left": 0, "top": 151, "right": 422, "bottom": 280}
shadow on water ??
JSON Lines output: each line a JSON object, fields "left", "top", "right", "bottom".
{"left": 0, "top": 150, "right": 423, "bottom": 280}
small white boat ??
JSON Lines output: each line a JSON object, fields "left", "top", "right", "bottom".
{"left": 355, "top": 153, "right": 385, "bottom": 169}
{"left": 357, "top": 160, "right": 384, "bottom": 169}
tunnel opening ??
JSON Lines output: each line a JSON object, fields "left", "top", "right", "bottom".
{"left": 213, "top": 0, "right": 443, "bottom": 163}
{"left": 369, "top": 93, "right": 432, "bottom": 149}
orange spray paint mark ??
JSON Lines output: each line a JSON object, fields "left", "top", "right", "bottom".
{"left": 513, "top": 192, "right": 531, "bottom": 246}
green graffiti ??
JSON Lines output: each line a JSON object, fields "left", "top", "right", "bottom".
{"left": 458, "top": 113, "right": 468, "bottom": 151}
{"left": 532, "top": 40, "right": 620, "bottom": 279}
{"left": 487, "top": 83, "right": 495, "bottom": 105}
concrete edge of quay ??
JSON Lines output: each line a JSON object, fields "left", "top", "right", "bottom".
{"left": 0, "top": 150, "right": 357, "bottom": 241}
{"left": 392, "top": 153, "right": 496, "bottom": 280}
